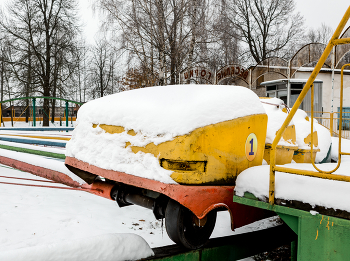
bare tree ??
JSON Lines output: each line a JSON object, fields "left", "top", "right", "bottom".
{"left": 224, "top": 0, "right": 304, "bottom": 64}
{"left": 88, "top": 38, "right": 117, "bottom": 97}
{"left": 0, "top": 38, "right": 12, "bottom": 125}
{"left": 1, "top": 0, "right": 80, "bottom": 126}
{"left": 305, "top": 23, "right": 333, "bottom": 45}
{"left": 96, "top": 0, "right": 211, "bottom": 85}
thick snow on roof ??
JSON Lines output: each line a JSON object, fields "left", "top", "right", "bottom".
{"left": 235, "top": 138, "right": 350, "bottom": 212}
{"left": 76, "top": 85, "right": 265, "bottom": 139}
{"left": 66, "top": 85, "right": 265, "bottom": 183}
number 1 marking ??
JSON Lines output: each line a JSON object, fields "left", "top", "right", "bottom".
{"left": 249, "top": 138, "right": 254, "bottom": 155}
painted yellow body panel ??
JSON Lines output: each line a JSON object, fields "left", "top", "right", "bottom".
{"left": 293, "top": 149, "right": 320, "bottom": 163}
{"left": 304, "top": 131, "right": 318, "bottom": 147}
{"left": 282, "top": 125, "right": 296, "bottom": 145}
{"left": 264, "top": 144, "right": 297, "bottom": 165}
{"left": 94, "top": 114, "right": 267, "bottom": 185}
{"left": 264, "top": 125, "right": 297, "bottom": 165}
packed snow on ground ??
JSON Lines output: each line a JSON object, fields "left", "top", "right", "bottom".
{"left": 0, "top": 163, "right": 278, "bottom": 261}
{"left": 0, "top": 233, "right": 153, "bottom": 261}
{"left": 235, "top": 138, "right": 350, "bottom": 212}
{"left": 66, "top": 85, "right": 265, "bottom": 184}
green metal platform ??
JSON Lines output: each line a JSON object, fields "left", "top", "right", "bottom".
{"left": 233, "top": 193, "right": 350, "bottom": 261}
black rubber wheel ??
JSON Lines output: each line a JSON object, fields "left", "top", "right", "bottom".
{"left": 165, "top": 199, "right": 217, "bottom": 249}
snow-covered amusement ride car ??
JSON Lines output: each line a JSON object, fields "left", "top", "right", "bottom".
{"left": 65, "top": 84, "right": 327, "bottom": 249}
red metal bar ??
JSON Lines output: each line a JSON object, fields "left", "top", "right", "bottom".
{"left": 0, "top": 155, "right": 88, "bottom": 188}
{"left": 66, "top": 156, "right": 270, "bottom": 230}
{"left": 0, "top": 181, "right": 91, "bottom": 191}
{"left": 0, "top": 174, "right": 58, "bottom": 183}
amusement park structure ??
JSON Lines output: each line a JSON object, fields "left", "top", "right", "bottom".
{"left": 0, "top": 6, "right": 349, "bottom": 261}
{"left": 0, "top": 96, "right": 83, "bottom": 127}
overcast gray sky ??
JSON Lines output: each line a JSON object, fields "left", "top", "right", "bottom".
{"left": 295, "top": 0, "right": 350, "bottom": 31}
{"left": 0, "top": 0, "right": 349, "bottom": 43}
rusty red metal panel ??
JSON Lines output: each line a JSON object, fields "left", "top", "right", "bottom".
{"left": 66, "top": 156, "right": 270, "bottom": 230}
{"left": 0, "top": 155, "right": 89, "bottom": 189}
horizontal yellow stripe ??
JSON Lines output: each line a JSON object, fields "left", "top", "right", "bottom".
{"left": 0, "top": 134, "right": 71, "bottom": 141}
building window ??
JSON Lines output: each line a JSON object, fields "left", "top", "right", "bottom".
{"left": 338, "top": 107, "right": 350, "bottom": 131}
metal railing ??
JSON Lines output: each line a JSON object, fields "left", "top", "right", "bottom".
{"left": 309, "top": 111, "right": 350, "bottom": 139}
{"left": 268, "top": 6, "right": 350, "bottom": 205}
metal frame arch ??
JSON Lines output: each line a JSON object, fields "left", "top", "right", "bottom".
{"left": 223, "top": 75, "right": 250, "bottom": 86}
{"left": 249, "top": 56, "right": 289, "bottom": 74}
{"left": 290, "top": 62, "right": 331, "bottom": 78}
{"left": 251, "top": 71, "right": 288, "bottom": 86}
{"left": 335, "top": 26, "right": 350, "bottom": 68}
{"left": 289, "top": 42, "right": 327, "bottom": 63}
{"left": 335, "top": 50, "right": 350, "bottom": 69}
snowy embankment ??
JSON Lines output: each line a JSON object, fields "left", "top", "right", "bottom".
{"left": 0, "top": 234, "right": 153, "bottom": 261}
{"left": 66, "top": 85, "right": 265, "bottom": 184}
{"left": 235, "top": 138, "right": 350, "bottom": 212}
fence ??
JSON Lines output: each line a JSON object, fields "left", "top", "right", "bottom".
{"left": 310, "top": 111, "right": 350, "bottom": 139}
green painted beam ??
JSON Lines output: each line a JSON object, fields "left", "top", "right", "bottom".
{"left": 65, "top": 101, "right": 69, "bottom": 127}
{"left": 233, "top": 194, "right": 350, "bottom": 260}
{"left": 32, "top": 98, "right": 36, "bottom": 127}
{"left": 0, "top": 144, "right": 65, "bottom": 159}
{"left": 0, "top": 96, "right": 83, "bottom": 105}
{"left": 277, "top": 212, "right": 299, "bottom": 234}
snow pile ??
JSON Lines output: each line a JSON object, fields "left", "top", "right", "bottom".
{"left": 260, "top": 98, "right": 295, "bottom": 146}
{"left": 0, "top": 234, "right": 154, "bottom": 261}
{"left": 66, "top": 85, "right": 265, "bottom": 183}
{"left": 331, "top": 137, "right": 350, "bottom": 162}
{"left": 0, "top": 163, "right": 278, "bottom": 255}
{"left": 235, "top": 138, "right": 350, "bottom": 212}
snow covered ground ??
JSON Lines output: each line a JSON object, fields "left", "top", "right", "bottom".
{"left": 4, "top": 112, "right": 347, "bottom": 259}
{"left": 0, "top": 146, "right": 277, "bottom": 260}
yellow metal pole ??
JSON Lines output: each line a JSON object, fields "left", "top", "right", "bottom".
{"left": 332, "top": 37, "right": 350, "bottom": 45}
{"left": 330, "top": 112, "right": 333, "bottom": 136}
{"left": 310, "top": 81, "right": 342, "bottom": 174}
{"left": 268, "top": 6, "right": 350, "bottom": 205}
{"left": 274, "top": 166, "right": 350, "bottom": 183}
